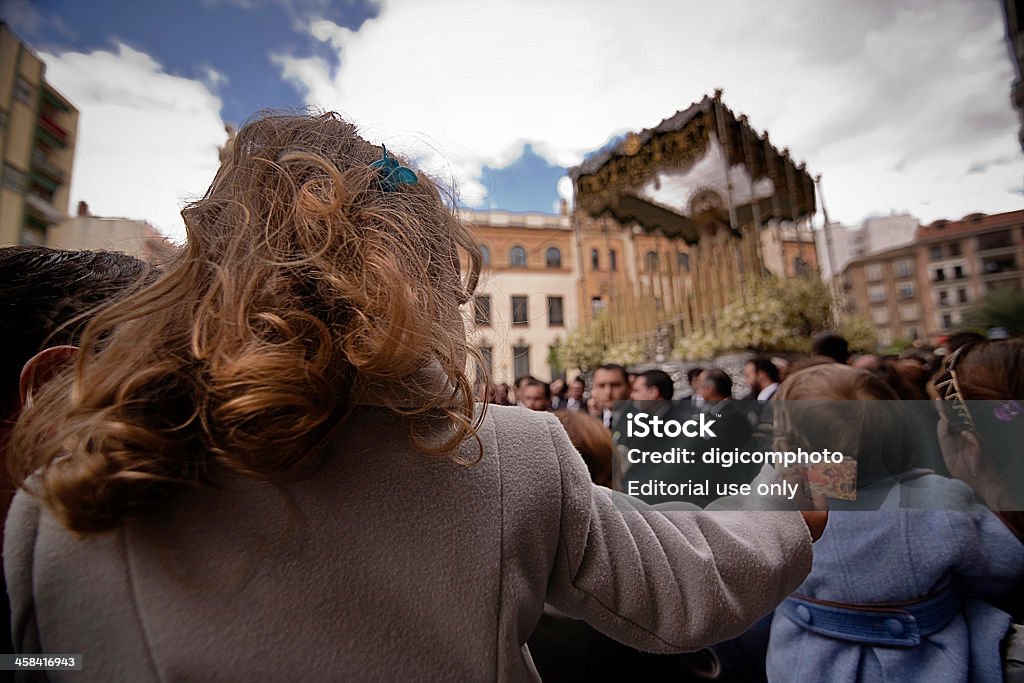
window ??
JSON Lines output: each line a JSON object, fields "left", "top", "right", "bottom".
{"left": 591, "top": 296, "right": 605, "bottom": 317}
{"left": 513, "top": 345, "right": 530, "bottom": 380}
{"left": 898, "top": 282, "right": 915, "bottom": 300}
{"left": 2, "top": 164, "right": 25, "bottom": 193}
{"left": 899, "top": 303, "right": 919, "bottom": 321}
{"left": 545, "top": 247, "right": 561, "bottom": 269}
{"left": 866, "top": 264, "right": 883, "bottom": 281}
{"left": 941, "top": 313, "right": 953, "bottom": 329}
{"left": 929, "top": 245, "right": 943, "bottom": 261}
{"left": 590, "top": 248, "right": 599, "bottom": 270}
{"left": 480, "top": 244, "right": 491, "bottom": 266}
{"left": 0, "top": 109, "right": 7, "bottom": 133}
{"left": 905, "top": 327, "right": 919, "bottom": 341}
{"left": 894, "top": 259, "right": 913, "bottom": 278}
{"left": 871, "top": 308, "right": 890, "bottom": 324}
{"left": 511, "top": 295, "right": 528, "bottom": 325}
{"left": 14, "top": 77, "right": 33, "bottom": 104}
{"left": 938, "top": 290, "right": 949, "bottom": 306}
{"left": 609, "top": 249, "right": 617, "bottom": 272}
{"left": 949, "top": 242, "right": 962, "bottom": 257}
{"left": 934, "top": 268, "right": 945, "bottom": 282}
{"left": 474, "top": 295, "right": 491, "bottom": 326}
{"left": 957, "top": 288, "right": 969, "bottom": 304}
{"left": 510, "top": 246, "right": 527, "bottom": 267}
{"left": 645, "top": 251, "right": 659, "bottom": 272}
{"left": 953, "top": 265, "right": 965, "bottom": 279}
{"left": 678, "top": 251, "right": 690, "bottom": 273}
{"left": 869, "top": 285, "right": 887, "bottom": 304}
{"left": 476, "top": 346, "right": 492, "bottom": 382}
{"left": 547, "top": 296, "right": 564, "bottom": 327}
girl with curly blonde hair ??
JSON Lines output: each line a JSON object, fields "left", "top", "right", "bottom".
{"left": 8, "top": 112, "right": 819, "bottom": 680}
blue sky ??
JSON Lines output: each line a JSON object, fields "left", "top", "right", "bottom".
{"left": 4, "top": 0, "right": 1022, "bottom": 241}
{"left": 17, "top": 0, "right": 378, "bottom": 124}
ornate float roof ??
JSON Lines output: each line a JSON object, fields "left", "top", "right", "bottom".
{"left": 569, "top": 93, "right": 816, "bottom": 242}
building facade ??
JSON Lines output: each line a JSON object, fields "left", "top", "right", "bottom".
{"left": 0, "top": 23, "right": 78, "bottom": 247}
{"left": 461, "top": 209, "right": 577, "bottom": 384}
{"left": 47, "top": 202, "right": 178, "bottom": 263}
{"left": 816, "top": 213, "right": 918, "bottom": 279}
{"left": 843, "top": 209, "right": 1024, "bottom": 345}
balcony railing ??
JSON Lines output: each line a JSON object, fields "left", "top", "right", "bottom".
{"left": 37, "top": 112, "right": 68, "bottom": 142}
{"left": 31, "top": 150, "right": 65, "bottom": 184}
{"left": 24, "top": 193, "right": 63, "bottom": 224}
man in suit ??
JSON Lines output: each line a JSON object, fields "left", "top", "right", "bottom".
{"left": 743, "top": 357, "right": 781, "bottom": 450}
{"left": 519, "top": 378, "right": 552, "bottom": 412}
{"left": 694, "top": 369, "right": 758, "bottom": 504}
{"left": 592, "top": 364, "right": 630, "bottom": 430}
{"left": 630, "top": 369, "right": 674, "bottom": 402}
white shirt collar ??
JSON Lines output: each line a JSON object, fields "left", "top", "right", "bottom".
{"left": 757, "top": 383, "right": 779, "bottom": 402}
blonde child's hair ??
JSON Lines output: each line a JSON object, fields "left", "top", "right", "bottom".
{"left": 13, "top": 112, "right": 484, "bottom": 532}
{"left": 775, "top": 364, "right": 912, "bottom": 482}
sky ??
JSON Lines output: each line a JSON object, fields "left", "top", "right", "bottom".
{"left": 3, "top": 0, "right": 1023, "bottom": 243}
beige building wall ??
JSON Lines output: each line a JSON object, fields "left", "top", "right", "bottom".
{"left": 0, "top": 23, "right": 78, "bottom": 246}
{"left": 460, "top": 209, "right": 577, "bottom": 384}
{"left": 47, "top": 212, "right": 178, "bottom": 263}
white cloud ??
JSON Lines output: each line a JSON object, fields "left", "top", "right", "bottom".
{"left": 202, "top": 65, "right": 230, "bottom": 89}
{"left": 274, "top": 0, "right": 1023, "bottom": 224}
{"left": 41, "top": 44, "right": 228, "bottom": 242}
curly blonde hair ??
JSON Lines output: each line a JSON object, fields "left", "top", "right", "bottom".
{"left": 13, "top": 112, "right": 484, "bottom": 532}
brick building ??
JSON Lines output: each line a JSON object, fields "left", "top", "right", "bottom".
{"left": 843, "top": 209, "right": 1024, "bottom": 345}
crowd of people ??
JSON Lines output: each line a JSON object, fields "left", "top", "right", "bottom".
{"left": 477, "top": 330, "right": 1024, "bottom": 681}
{"left": 0, "top": 111, "right": 1020, "bottom": 682}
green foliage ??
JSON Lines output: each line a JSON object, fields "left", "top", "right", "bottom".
{"left": 963, "top": 287, "right": 1024, "bottom": 336}
{"left": 546, "top": 342, "right": 564, "bottom": 376}
{"left": 836, "top": 313, "right": 878, "bottom": 354}
{"left": 881, "top": 337, "right": 916, "bottom": 356}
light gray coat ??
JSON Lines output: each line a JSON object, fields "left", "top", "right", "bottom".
{"left": 5, "top": 405, "right": 812, "bottom": 681}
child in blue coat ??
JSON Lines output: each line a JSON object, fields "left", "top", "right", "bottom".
{"left": 766, "top": 364, "right": 1024, "bottom": 682}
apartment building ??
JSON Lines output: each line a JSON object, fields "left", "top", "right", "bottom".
{"left": 461, "top": 209, "right": 577, "bottom": 384}
{"left": 843, "top": 209, "right": 1024, "bottom": 345}
{"left": 0, "top": 23, "right": 78, "bottom": 246}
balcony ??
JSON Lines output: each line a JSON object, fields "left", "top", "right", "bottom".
{"left": 42, "top": 86, "right": 73, "bottom": 113}
{"left": 976, "top": 229, "right": 1016, "bottom": 254}
{"left": 38, "top": 112, "right": 68, "bottom": 140}
{"left": 24, "top": 193, "right": 63, "bottom": 224}
{"left": 980, "top": 256, "right": 1018, "bottom": 278}
{"left": 31, "top": 150, "right": 65, "bottom": 184}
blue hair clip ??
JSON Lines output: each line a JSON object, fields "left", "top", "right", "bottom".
{"left": 369, "top": 145, "right": 418, "bottom": 192}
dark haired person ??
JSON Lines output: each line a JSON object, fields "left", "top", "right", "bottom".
{"left": 564, "top": 377, "right": 585, "bottom": 412}
{"left": 744, "top": 357, "right": 780, "bottom": 403}
{"left": 519, "top": 378, "right": 551, "bottom": 412}
{"left": 811, "top": 331, "right": 850, "bottom": 364}
{"left": 743, "top": 357, "right": 781, "bottom": 448}
{"left": 680, "top": 366, "right": 705, "bottom": 408}
{"left": 695, "top": 369, "right": 756, "bottom": 502}
{"left": 592, "top": 363, "right": 630, "bottom": 429}
{"left": 0, "top": 245, "right": 155, "bottom": 654}
{"left": 6, "top": 113, "right": 822, "bottom": 680}
{"left": 630, "top": 369, "right": 674, "bottom": 402}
